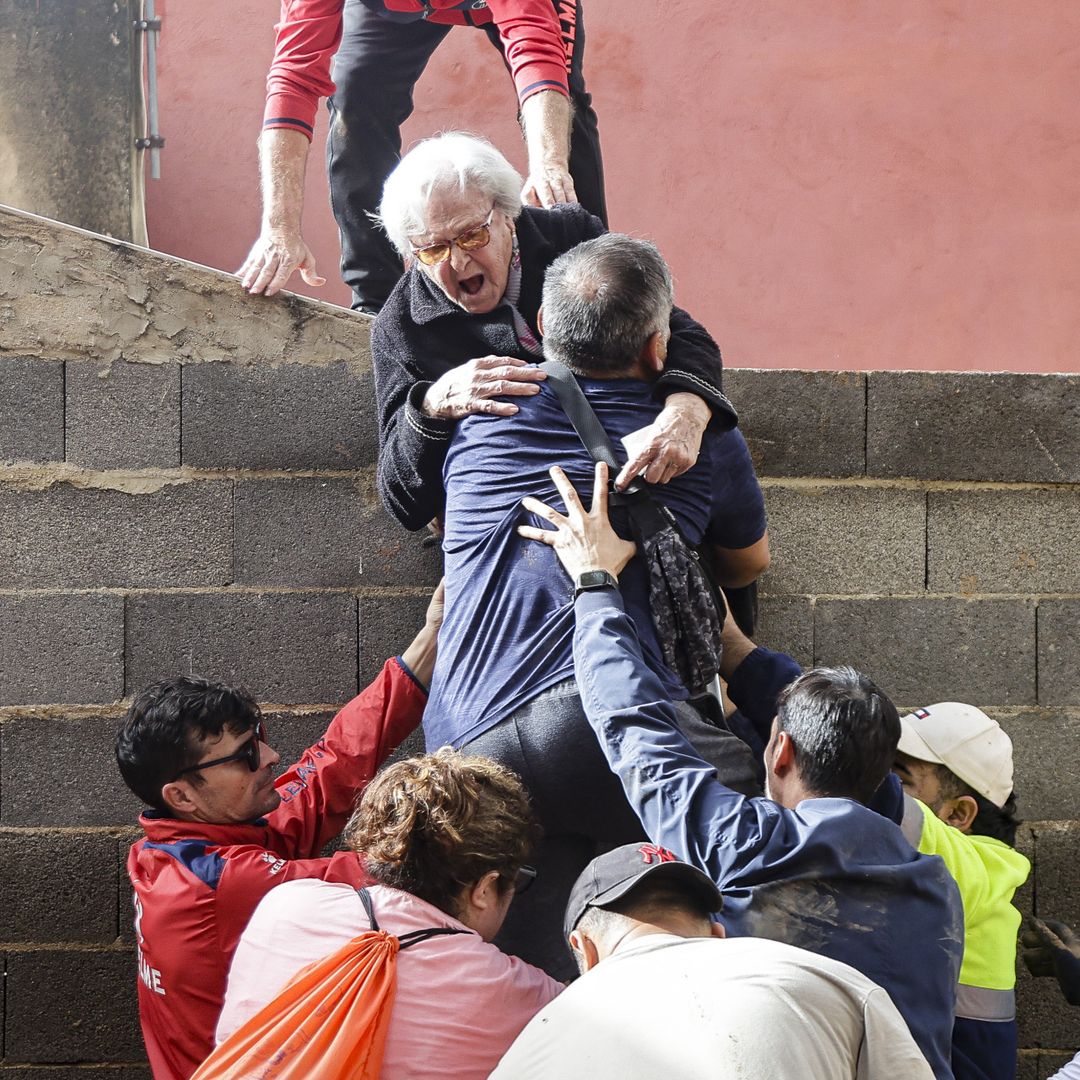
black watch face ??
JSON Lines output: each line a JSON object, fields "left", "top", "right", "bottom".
{"left": 578, "top": 570, "right": 611, "bottom": 590}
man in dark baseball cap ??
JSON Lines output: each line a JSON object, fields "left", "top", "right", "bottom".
{"left": 562, "top": 841, "right": 723, "bottom": 956}
{"left": 491, "top": 842, "right": 934, "bottom": 1079}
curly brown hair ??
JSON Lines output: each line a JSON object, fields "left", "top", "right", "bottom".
{"left": 344, "top": 748, "right": 540, "bottom": 918}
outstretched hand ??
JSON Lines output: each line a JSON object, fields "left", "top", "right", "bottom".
{"left": 1021, "top": 917, "right": 1080, "bottom": 1006}
{"left": 238, "top": 229, "right": 326, "bottom": 297}
{"left": 616, "top": 393, "right": 710, "bottom": 489}
{"left": 517, "top": 462, "right": 636, "bottom": 581}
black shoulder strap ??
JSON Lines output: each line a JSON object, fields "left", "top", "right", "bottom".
{"left": 357, "top": 886, "right": 379, "bottom": 932}
{"left": 356, "top": 887, "right": 468, "bottom": 952}
{"left": 538, "top": 360, "right": 621, "bottom": 471}
{"left": 397, "top": 926, "right": 469, "bottom": 951}
{"left": 538, "top": 359, "right": 674, "bottom": 540}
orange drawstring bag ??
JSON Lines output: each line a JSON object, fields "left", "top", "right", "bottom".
{"left": 192, "top": 889, "right": 464, "bottom": 1080}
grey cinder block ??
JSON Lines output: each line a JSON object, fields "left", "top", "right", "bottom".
{"left": 0, "top": 833, "right": 119, "bottom": 942}
{"left": 1016, "top": 965, "right": 1080, "bottom": 1050}
{"left": 724, "top": 370, "right": 866, "bottom": 478}
{"left": 234, "top": 477, "right": 368, "bottom": 586}
{"left": 814, "top": 597, "right": 1036, "bottom": 705}
{"left": 65, "top": 360, "right": 181, "bottom": 469}
{"left": 928, "top": 489, "right": 1080, "bottom": 594}
{"left": 868, "top": 372, "right": 1080, "bottom": 482}
{"left": 0, "top": 481, "right": 232, "bottom": 589}
{"left": 760, "top": 484, "right": 925, "bottom": 596}
{"left": 0, "top": 594, "right": 123, "bottom": 705}
{"left": 3, "top": 950, "right": 144, "bottom": 1062}
{"left": 1037, "top": 601, "right": 1080, "bottom": 706}
{"left": 0, "top": 356, "right": 64, "bottom": 463}
{"left": 0, "top": 1068, "right": 150, "bottom": 1079}
{"left": 754, "top": 596, "right": 814, "bottom": 670}
{"left": 182, "top": 361, "right": 373, "bottom": 469}
{"left": 235, "top": 478, "right": 440, "bottom": 588}
{"left": 125, "top": 592, "right": 358, "bottom": 705}
{"left": 1033, "top": 823, "right": 1080, "bottom": 928}
{"left": 995, "top": 710, "right": 1080, "bottom": 822}
{"left": 359, "top": 593, "right": 435, "bottom": 689}
{"left": 1, "top": 715, "right": 142, "bottom": 826}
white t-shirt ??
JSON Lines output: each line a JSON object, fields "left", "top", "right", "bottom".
{"left": 490, "top": 933, "right": 934, "bottom": 1080}
{"left": 218, "top": 879, "right": 562, "bottom": 1080}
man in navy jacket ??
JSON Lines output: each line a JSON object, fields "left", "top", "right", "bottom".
{"left": 518, "top": 463, "right": 964, "bottom": 1080}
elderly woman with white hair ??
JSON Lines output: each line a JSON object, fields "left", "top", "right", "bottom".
{"left": 372, "top": 132, "right": 739, "bottom": 532}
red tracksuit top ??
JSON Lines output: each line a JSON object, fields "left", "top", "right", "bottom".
{"left": 264, "top": 0, "right": 572, "bottom": 138}
{"left": 126, "top": 656, "right": 427, "bottom": 1080}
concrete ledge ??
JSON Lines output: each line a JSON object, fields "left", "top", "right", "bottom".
{"left": 0, "top": 205, "right": 372, "bottom": 368}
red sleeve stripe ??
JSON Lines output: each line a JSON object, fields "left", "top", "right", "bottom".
{"left": 517, "top": 78, "right": 567, "bottom": 102}
{"left": 263, "top": 116, "right": 315, "bottom": 134}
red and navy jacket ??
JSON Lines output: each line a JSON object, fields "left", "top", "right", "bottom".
{"left": 264, "top": 0, "right": 572, "bottom": 140}
{"left": 126, "top": 656, "right": 427, "bottom": 1080}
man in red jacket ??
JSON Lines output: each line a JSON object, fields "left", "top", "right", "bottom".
{"left": 116, "top": 585, "right": 442, "bottom": 1080}
{"left": 239, "top": 0, "right": 606, "bottom": 314}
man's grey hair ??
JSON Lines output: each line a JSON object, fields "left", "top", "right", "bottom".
{"left": 541, "top": 233, "right": 674, "bottom": 376}
{"left": 570, "top": 878, "right": 714, "bottom": 975}
{"left": 376, "top": 132, "right": 523, "bottom": 258}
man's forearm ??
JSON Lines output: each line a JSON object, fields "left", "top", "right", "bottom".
{"left": 521, "top": 89, "right": 572, "bottom": 176}
{"left": 572, "top": 588, "right": 755, "bottom": 884}
{"left": 259, "top": 127, "right": 311, "bottom": 233}
{"left": 400, "top": 612, "right": 439, "bottom": 689}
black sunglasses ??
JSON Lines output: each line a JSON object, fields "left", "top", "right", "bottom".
{"left": 174, "top": 720, "right": 267, "bottom": 780}
{"left": 513, "top": 864, "right": 537, "bottom": 895}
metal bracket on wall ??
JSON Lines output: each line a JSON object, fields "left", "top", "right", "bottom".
{"left": 133, "top": 2, "right": 164, "bottom": 178}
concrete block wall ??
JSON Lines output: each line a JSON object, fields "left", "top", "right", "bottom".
{"left": 1, "top": 205, "right": 1077, "bottom": 1075}
{"left": 728, "top": 369, "right": 1080, "bottom": 1076}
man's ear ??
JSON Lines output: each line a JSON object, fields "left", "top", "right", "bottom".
{"left": 940, "top": 794, "right": 979, "bottom": 834}
{"left": 536, "top": 305, "right": 545, "bottom": 336}
{"left": 569, "top": 930, "right": 601, "bottom": 973}
{"left": 641, "top": 330, "right": 667, "bottom": 374}
{"left": 710, "top": 919, "right": 726, "bottom": 939}
{"left": 770, "top": 729, "right": 797, "bottom": 778}
{"left": 160, "top": 780, "right": 198, "bottom": 817}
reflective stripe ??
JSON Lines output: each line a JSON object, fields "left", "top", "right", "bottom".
{"left": 955, "top": 983, "right": 1016, "bottom": 1021}
{"left": 899, "top": 793, "right": 924, "bottom": 847}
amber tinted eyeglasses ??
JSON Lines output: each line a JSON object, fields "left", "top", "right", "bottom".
{"left": 411, "top": 209, "right": 496, "bottom": 266}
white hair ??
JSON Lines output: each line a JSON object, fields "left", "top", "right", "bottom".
{"left": 376, "top": 132, "right": 524, "bottom": 258}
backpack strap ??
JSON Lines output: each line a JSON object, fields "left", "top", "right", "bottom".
{"left": 538, "top": 359, "right": 678, "bottom": 541}
{"left": 356, "top": 888, "right": 468, "bottom": 951}
{"left": 357, "top": 887, "right": 379, "bottom": 932}
{"left": 539, "top": 359, "right": 622, "bottom": 472}
{"left": 397, "top": 927, "right": 470, "bottom": 951}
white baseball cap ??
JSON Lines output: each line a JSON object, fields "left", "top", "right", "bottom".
{"left": 897, "top": 702, "right": 1014, "bottom": 808}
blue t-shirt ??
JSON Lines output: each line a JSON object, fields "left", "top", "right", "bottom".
{"left": 423, "top": 376, "right": 767, "bottom": 751}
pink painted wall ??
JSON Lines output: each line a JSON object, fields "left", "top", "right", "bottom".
{"left": 146, "top": 1, "right": 1080, "bottom": 372}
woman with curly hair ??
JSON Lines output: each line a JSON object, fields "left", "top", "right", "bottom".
{"left": 216, "top": 749, "right": 560, "bottom": 1079}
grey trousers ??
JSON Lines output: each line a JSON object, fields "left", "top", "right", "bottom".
{"left": 464, "top": 679, "right": 761, "bottom": 980}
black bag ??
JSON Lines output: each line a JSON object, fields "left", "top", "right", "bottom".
{"left": 539, "top": 361, "right": 726, "bottom": 694}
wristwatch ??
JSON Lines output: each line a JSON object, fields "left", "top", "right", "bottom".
{"left": 574, "top": 569, "right": 618, "bottom": 596}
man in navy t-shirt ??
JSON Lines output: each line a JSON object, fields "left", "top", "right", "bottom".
{"left": 424, "top": 233, "right": 769, "bottom": 978}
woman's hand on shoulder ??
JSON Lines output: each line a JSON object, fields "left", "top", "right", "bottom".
{"left": 615, "top": 392, "right": 712, "bottom": 489}
{"left": 421, "top": 357, "right": 547, "bottom": 420}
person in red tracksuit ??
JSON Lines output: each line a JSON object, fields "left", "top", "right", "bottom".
{"left": 238, "top": 0, "right": 606, "bottom": 314}
{"left": 115, "top": 585, "right": 443, "bottom": 1080}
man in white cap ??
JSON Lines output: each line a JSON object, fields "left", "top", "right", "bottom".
{"left": 491, "top": 842, "right": 934, "bottom": 1080}
{"left": 893, "top": 703, "right": 1031, "bottom": 1080}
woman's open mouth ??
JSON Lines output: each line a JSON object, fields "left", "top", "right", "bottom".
{"left": 459, "top": 274, "right": 485, "bottom": 296}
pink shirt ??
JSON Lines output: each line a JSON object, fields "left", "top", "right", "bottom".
{"left": 218, "top": 879, "right": 562, "bottom": 1080}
